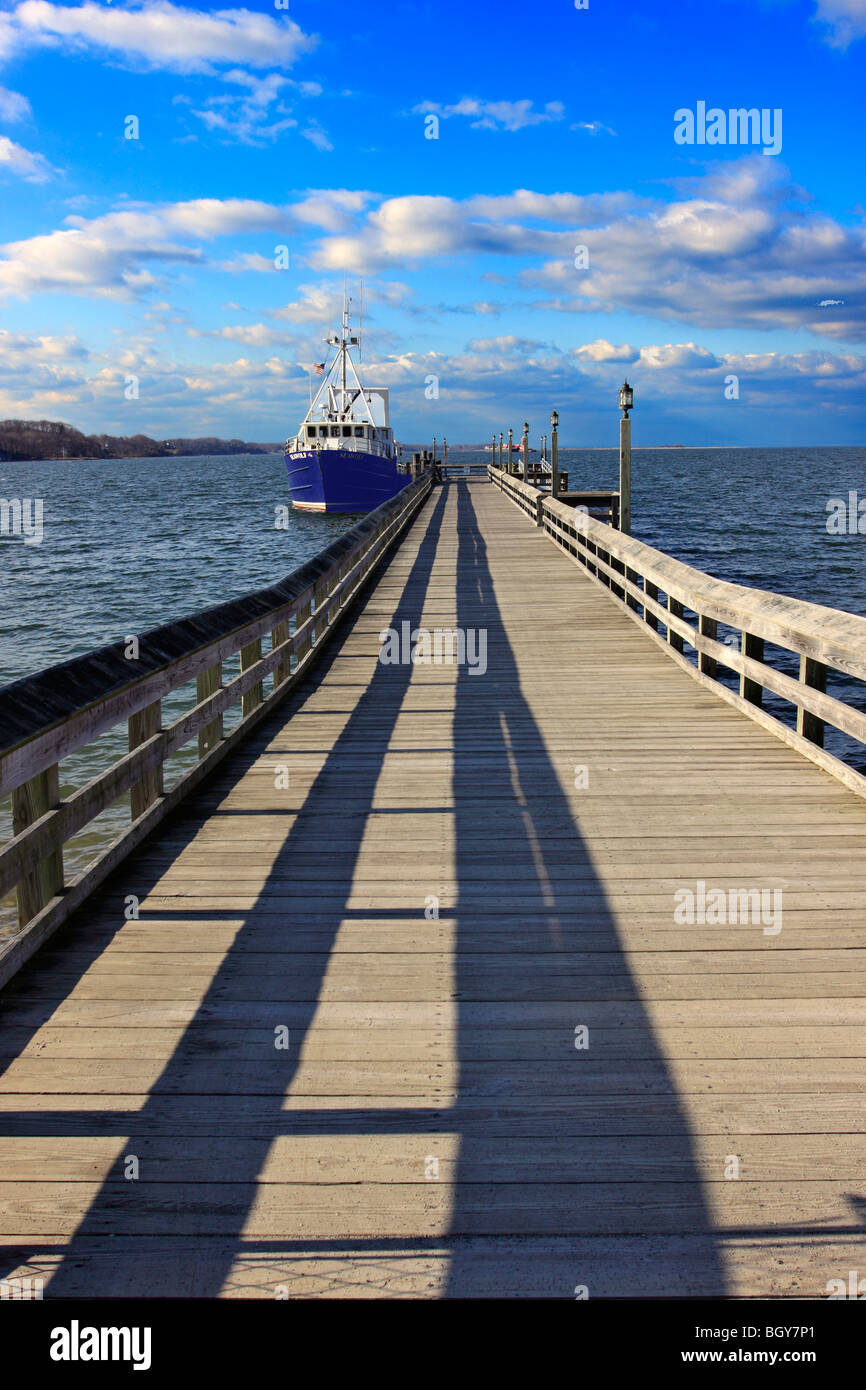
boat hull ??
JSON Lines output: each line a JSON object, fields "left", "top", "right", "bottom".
{"left": 285, "top": 449, "right": 412, "bottom": 513}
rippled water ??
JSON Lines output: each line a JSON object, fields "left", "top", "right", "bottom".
{"left": 1, "top": 445, "right": 864, "bottom": 936}
{"left": 0, "top": 451, "right": 356, "bottom": 684}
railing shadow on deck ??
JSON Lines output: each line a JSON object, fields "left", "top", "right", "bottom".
{"left": 1, "top": 478, "right": 726, "bottom": 1298}
{"left": 443, "top": 480, "right": 724, "bottom": 1295}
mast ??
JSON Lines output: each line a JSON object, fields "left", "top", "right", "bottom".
{"left": 341, "top": 286, "right": 348, "bottom": 412}
{"left": 296, "top": 286, "right": 387, "bottom": 431}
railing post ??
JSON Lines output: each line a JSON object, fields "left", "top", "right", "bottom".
{"left": 12, "top": 764, "right": 63, "bottom": 925}
{"left": 313, "top": 573, "right": 331, "bottom": 646}
{"left": 272, "top": 621, "right": 291, "bottom": 690}
{"left": 196, "top": 662, "right": 223, "bottom": 756}
{"left": 295, "top": 592, "right": 312, "bottom": 668}
{"left": 699, "top": 616, "right": 718, "bottom": 677}
{"left": 645, "top": 581, "right": 660, "bottom": 631}
{"left": 128, "top": 700, "right": 163, "bottom": 819}
{"left": 608, "top": 553, "right": 625, "bottom": 599}
{"left": 625, "top": 565, "right": 641, "bottom": 613}
{"left": 240, "top": 640, "right": 263, "bottom": 716}
{"left": 740, "top": 633, "right": 764, "bottom": 706}
{"left": 668, "top": 596, "right": 685, "bottom": 653}
{"left": 797, "top": 656, "right": 827, "bottom": 746}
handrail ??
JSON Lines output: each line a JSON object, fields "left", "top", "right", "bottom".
{"left": 0, "top": 474, "right": 432, "bottom": 983}
{"left": 490, "top": 464, "right": 866, "bottom": 799}
{"left": 487, "top": 465, "right": 545, "bottom": 525}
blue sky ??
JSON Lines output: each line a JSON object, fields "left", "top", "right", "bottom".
{"left": 0, "top": 0, "right": 864, "bottom": 444}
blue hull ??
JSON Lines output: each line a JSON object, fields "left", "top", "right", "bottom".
{"left": 285, "top": 448, "right": 412, "bottom": 513}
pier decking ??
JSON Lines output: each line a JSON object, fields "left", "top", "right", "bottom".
{"left": 1, "top": 477, "right": 865, "bottom": 1298}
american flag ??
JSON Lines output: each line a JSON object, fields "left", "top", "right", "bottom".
{"left": 314, "top": 362, "right": 325, "bottom": 376}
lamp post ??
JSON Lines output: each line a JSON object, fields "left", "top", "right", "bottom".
{"left": 521, "top": 420, "right": 529, "bottom": 481}
{"left": 499, "top": 431, "right": 504, "bottom": 471}
{"left": 443, "top": 436, "right": 448, "bottom": 471}
{"left": 618, "top": 380, "right": 633, "bottom": 533}
{"left": 507, "top": 426, "right": 513, "bottom": 475}
{"left": 550, "top": 410, "right": 560, "bottom": 499}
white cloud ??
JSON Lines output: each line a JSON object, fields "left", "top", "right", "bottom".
{"left": 0, "top": 14, "right": 21, "bottom": 63}
{"left": 13, "top": 0, "right": 317, "bottom": 73}
{"left": 185, "top": 69, "right": 324, "bottom": 146}
{"left": 413, "top": 97, "right": 565, "bottom": 131}
{"left": 191, "top": 322, "right": 295, "bottom": 347}
{"left": 0, "top": 86, "right": 31, "bottom": 121}
{"left": 0, "top": 328, "right": 87, "bottom": 361}
{"left": 271, "top": 283, "right": 345, "bottom": 323}
{"left": 0, "top": 328, "right": 90, "bottom": 403}
{"left": 308, "top": 193, "right": 563, "bottom": 271}
{"left": 813, "top": 0, "right": 866, "bottom": 46}
{"left": 301, "top": 123, "right": 333, "bottom": 152}
{"left": 219, "top": 252, "right": 277, "bottom": 273}
{"left": 467, "top": 190, "right": 641, "bottom": 223}
{"left": 570, "top": 121, "right": 616, "bottom": 136}
{"left": 0, "top": 134, "right": 52, "bottom": 181}
{"left": 638, "top": 342, "right": 719, "bottom": 370}
{"left": 467, "top": 334, "right": 547, "bottom": 354}
{"left": 293, "top": 189, "right": 377, "bottom": 232}
{"left": 191, "top": 101, "right": 297, "bottom": 144}
{"left": 574, "top": 339, "right": 638, "bottom": 363}
{"left": 0, "top": 198, "right": 289, "bottom": 300}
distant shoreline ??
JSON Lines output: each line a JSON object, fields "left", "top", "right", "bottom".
{"left": 4, "top": 442, "right": 863, "bottom": 464}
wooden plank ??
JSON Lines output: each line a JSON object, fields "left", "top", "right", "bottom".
{"left": 0, "top": 1179, "right": 863, "bottom": 1237}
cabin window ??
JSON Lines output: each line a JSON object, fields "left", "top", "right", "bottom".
{"left": 307, "top": 426, "right": 318, "bottom": 438}
{"left": 354, "top": 427, "right": 364, "bottom": 438}
{"left": 342, "top": 425, "right": 351, "bottom": 438}
{"left": 330, "top": 426, "right": 340, "bottom": 437}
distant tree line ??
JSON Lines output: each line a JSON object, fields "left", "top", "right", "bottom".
{"left": 0, "top": 419, "right": 281, "bottom": 461}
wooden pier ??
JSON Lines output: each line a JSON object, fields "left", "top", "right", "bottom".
{"left": 1, "top": 468, "right": 866, "bottom": 1298}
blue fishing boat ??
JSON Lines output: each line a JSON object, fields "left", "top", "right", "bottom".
{"left": 284, "top": 295, "right": 410, "bottom": 513}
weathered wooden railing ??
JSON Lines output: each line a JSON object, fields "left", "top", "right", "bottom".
{"left": 489, "top": 464, "right": 866, "bottom": 799}
{"left": 0, "top": 474, "right": 431, "bottom": 985}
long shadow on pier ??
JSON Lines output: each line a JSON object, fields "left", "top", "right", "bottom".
{"left": 1, "top": 479, "right": 726, "bottom": 1297}
{"left": 443, "top": 481, "right": 724, "bottom": 1294}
